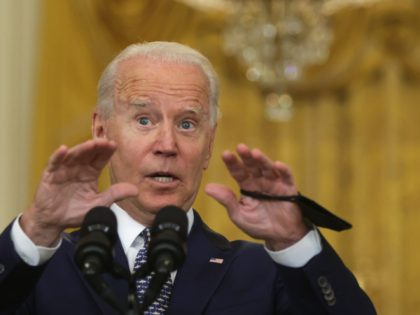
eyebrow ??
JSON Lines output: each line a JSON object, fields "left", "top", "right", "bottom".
{"left": 129, "top": 102, "right": 149, "bottom": 108}
{"left": 184, "top": 106, "right": 203, "bottom": 115}
{"left": 128, "top": 102, "right": 204, "bottom": 115}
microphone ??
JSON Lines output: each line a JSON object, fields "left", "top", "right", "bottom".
{"left": 138, "top": 205, "right": 188, "bottom": 311}
{"left": 148, "top": 205, "right": 188, "bottom": 274}
{"left": 74, "top": 206, "right": 117, "bottom": 275}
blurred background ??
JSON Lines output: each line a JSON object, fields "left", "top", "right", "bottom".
{"left": 1, "top": 0, "right": 420, "bottom": 313}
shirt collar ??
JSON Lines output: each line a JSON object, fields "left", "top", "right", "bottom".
{"left": 110, "top": 203, "right": 194, "bottom": 256}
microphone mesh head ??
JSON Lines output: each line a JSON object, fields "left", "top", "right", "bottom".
{"left": 152, "top": 205, "right": 188, "bottom": 240}
{"left": 80, "top": 206, "right": 117, "bottom": 242}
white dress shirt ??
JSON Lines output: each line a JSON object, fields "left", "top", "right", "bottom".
{"left": 112, "top": 203, "right": 194, "bottom": 281}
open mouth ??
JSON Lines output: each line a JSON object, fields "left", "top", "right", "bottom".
{"left": 148, "top": 172, "right": 179, "bottom": 183}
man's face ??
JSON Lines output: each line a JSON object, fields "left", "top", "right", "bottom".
{"left": 94, "top": 56, "right": 216, "bottom": 222}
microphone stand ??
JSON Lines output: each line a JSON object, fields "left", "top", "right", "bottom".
{"left": 126, "top": 278, "right": 140, "bottom": 315}
{"left": 112, "top": 263, "right": 141, "bottom": 315}
{"left": 82, "top": 261, "right": 142, "bottom": 315}
{"left": 132, "top": 262, "right": 171, "bottom": 313}
{"left": 85, "top": 273, "right": 126, "bottom": 314}
{"left": 82, "top": 253, "right": 171, "bottom": 314}
{"left": 142, "top": 272, "right": 171, "bottom": 311}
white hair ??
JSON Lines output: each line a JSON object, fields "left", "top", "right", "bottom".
{"left": 96, "top": 41, "right": 220, "bottom": 126}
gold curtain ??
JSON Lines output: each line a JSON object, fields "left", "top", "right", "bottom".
{"left": 32, "top": 1, "right": 420, "bottom": 313}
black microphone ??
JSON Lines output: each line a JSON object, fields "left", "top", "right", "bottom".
{"left": 74, "top": 206, "right": 117, "bottom": 275}
{"left": 138, "top": 205, "right": 188, "bottom": 311}
{"left": 148, "top": 205, "right": 188, "bottom": 274}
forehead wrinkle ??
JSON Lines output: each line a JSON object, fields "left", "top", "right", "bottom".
{"left": 117, "top": 90, "right": 207, "bottom": 118}
{"left": 115, "top": 77, "right": 209, "bottom": 100}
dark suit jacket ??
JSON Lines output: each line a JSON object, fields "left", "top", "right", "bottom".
{"left": 0, "top": 211, "right": 376, "bottom": 314}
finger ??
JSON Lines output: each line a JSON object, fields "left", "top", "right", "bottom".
{"left": 61, "top": 140, "right": 96, "bottom": 166}
{"left": 90, "top": 140, "right": 117, "bottom": 171}
{"left": 98, "top": 182, "right": 139, "bottom": 206}
{"left": 205, "top": 183, "right": 239, "bottom": 214}
{"left": 273, "top": 161, "right": 295, "bottom": 186}
{"left": 46, "top": 145, "right": 68, "bottom": 172}
{"left": 63, "top": 139, "right": 116, "bottom": 169}
{"left": 248, "top": 148, "right": 296, "bottom": 185}
{"left": 236, "top": 144, "right": 262, "bottom": 177}
{"left": 250, "top": 149, "right": 279, "bottom": 180}
{"left": 221, "top": 150, "right": 250, "bottom": 183}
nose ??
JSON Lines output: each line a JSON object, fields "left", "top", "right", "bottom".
{"left": 154, "top": 122, "right": 177, "bottom": 157}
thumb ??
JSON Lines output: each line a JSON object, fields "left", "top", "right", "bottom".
{"left": 205, "top": 183, "right": 238, "bottom": 213}
{"left": 98, "top": 182, "right": 139, "bottom": 206}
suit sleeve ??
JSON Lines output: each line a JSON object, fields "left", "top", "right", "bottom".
{"left": 0, "top": 221, "right": 47, "bottom": 313}
{"left": 275, "top": 235, "right": 377, "bottom": 314}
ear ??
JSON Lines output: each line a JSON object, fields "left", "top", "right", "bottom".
{"left": 92, "top": 111, "right": 107, "bottom": 139}
{"left": 203, "top": 125, "right": 217, "bottom": 170}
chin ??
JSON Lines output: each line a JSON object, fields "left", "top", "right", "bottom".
{"left": 134, "top": 186, "right": 195, "bottom": 211}
{"left": 140, "top": 197, "right": 189, "bottom": 213}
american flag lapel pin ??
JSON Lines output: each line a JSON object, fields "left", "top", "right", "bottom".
{"left": 209, "top": 257, "right": 224, "bottom": 264}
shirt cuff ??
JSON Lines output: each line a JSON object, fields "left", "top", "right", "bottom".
{"left": 265, "top": 228, "right": 322, "bottom": 268}
{"left": 10, "top": 215, "right": 62, "bottom": 266}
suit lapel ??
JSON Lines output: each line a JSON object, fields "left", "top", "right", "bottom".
{"left": 66, "top": 232, "right": 130, "bottom": 314}
{"left": 168, "top": 211, "right": 233, "bottom": 315}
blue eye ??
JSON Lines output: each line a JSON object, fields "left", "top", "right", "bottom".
{"left": 138, "top": 117, "right": 150, "bottom": 126}
{"left": 180, "top": 120, "right": 193, "bottom": 130}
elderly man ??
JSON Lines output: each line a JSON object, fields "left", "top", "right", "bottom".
{"left": 0, "top": 42, "right": 376, "bottom": 314}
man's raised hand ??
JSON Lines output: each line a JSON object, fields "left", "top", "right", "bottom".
{"left": 20, "top": 139, "right": 138, "bottom": 246}
{"left": 205, "top": 144, "right": 309, "bottom": 251}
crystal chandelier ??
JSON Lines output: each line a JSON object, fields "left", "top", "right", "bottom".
{"left": 224, "top": 0, "right": 331, "bottom": 87}
{"left": 222, "top": 0, "right": 378, "bottom": 121}
{"left": 176, "top": 0, "right": 380, "bottom": 121}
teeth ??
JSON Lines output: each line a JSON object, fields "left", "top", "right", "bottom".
{"left": 153, "top": 176, "right": 174, "bottom": 183}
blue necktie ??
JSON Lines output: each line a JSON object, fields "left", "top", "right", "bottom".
{"left": 134, "top": 228, "right": 173, "bottom": 314}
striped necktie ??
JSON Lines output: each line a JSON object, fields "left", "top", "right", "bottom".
{"left": 134, "top": 228, "right": 173, "bottom": 314}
